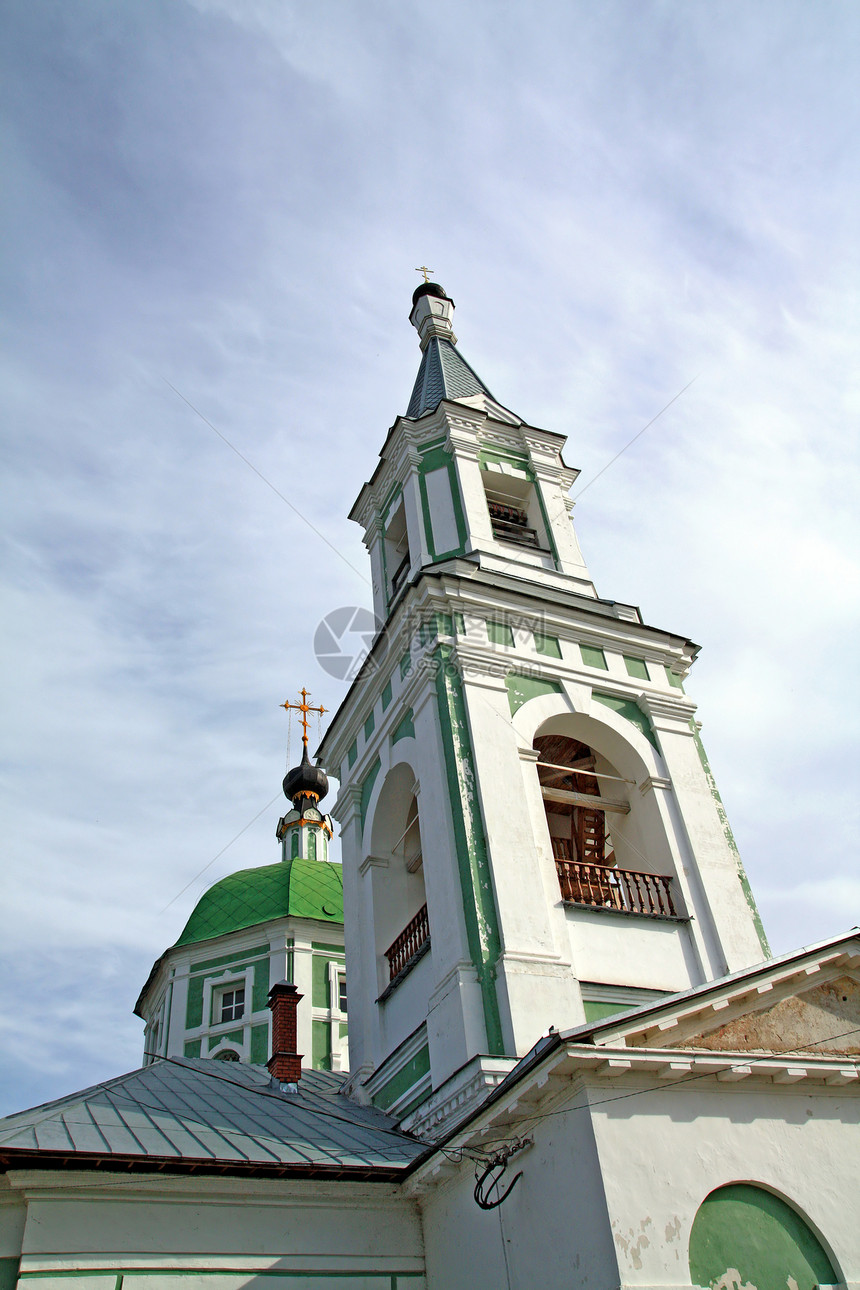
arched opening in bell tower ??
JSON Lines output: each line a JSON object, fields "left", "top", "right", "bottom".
{"left": 369, "top": 764, "right": 429, "bottom": 991}
{"left": 534, "top": 728, "right": 678, "bottom": 919}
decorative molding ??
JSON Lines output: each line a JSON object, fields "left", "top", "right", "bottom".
{"left": 358, "top": 853, "right": 390, "bottom": 877}
{"left": 638, "top": 775, "right": 673, "bottom": 796}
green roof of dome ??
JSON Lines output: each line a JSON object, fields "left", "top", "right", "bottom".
{"left": 175, "top": 859, "right": 344, "bottom": 948}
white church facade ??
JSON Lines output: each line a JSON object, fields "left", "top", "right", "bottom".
{"left": 0, "top": 282, "right": 857, "bottom": 1289}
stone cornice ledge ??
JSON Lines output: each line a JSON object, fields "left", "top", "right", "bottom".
{"left": 400, "top": 1054, "right": 517, "bottom": 1141}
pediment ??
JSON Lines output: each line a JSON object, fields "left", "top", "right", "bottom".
{"left": 583, "top": 934, "right": 860, "bottom": 1059}
{"left": 671, "top": 975, "right": 860, "bottom": 1056}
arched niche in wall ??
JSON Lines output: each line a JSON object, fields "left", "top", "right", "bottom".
{"left": 533, "top": 712, "right": 680, "bottom": 919}
{"left": 689, "top": 1182, "right": 839, "bottom": 1290}
{"left": 368, "top": 761, "right": 428, "bottom": 989}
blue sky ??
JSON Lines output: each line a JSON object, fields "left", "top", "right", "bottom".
{"left": 1, "top": 0, "right": 858, "bottom": 1114}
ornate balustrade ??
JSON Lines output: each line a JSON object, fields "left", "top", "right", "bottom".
{"left": 554, "top": 856, "right": 677, "bottom": 918}
{"left": 384, "top": 903, "right": 430, "bottom": 980}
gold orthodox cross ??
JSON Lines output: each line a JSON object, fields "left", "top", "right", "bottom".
{"left": 415, "top": 265, "right": 434, "bottom": 282}
{"left": 280, "top": 688, "right": 327, "bottom": 746}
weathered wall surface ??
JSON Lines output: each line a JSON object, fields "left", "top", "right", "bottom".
{"left": 590, "top": 1076, "right": 859, "bottom": 1285}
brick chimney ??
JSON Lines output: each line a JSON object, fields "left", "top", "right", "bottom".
{"left": 267, "top": 981, "right": 303, "bottom": 1084}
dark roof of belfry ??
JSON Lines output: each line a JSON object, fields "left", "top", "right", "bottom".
{"left": 0, "top": 1057, "right": 426, "bottom": 1180}
{"left": 406, "top": 336, "right": 500, "bottom": 419}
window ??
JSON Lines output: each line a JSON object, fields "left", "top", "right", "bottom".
{"left": 337, "top": 973, "right": 348, "bottom": 1013}
{"left": 218, "top": 986, "right": 245, "bottom": 1023}
{"left": 384, "top": 499, "right": 411, "bottom": 602}
{"left": 481, "top": 467, "right": 549, "bottom": 551}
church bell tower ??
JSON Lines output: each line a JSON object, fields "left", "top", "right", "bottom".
{"left": 318, "top": 281, "right": 770, "bottom": 1135}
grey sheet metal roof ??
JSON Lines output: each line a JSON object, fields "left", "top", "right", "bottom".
{"left": 0, "top": 1057, "right": 426, "bottom": 1178}
{"left": 406, "top": 337, "right": 519, "bottom": 421}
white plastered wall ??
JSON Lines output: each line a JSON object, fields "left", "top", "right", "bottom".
{"left": 7, "top": 1174, "right": 425, "bottom": 1287}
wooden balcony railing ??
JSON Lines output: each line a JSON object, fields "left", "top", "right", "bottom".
{"left": 487, "top": 500, "right": 540, "bottom": 549}
{"left": 385, "top": 903, "right": 430, "bottom": 980}
{"left": 554, "top": 856, "right": 677, "bottom": 918}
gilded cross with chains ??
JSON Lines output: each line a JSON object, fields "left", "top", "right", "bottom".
{"left": 415, "top": 265, "right": 434, "bottom": 283}
{"left": 280, "top": 688, "right": 327, "bottom": 745}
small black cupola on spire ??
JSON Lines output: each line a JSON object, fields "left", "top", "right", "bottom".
{"left": 411, "top": 280, "right": 452, "bottom": 309}
{"left": 283, "top": 742, "right": 329, "bottom": 810}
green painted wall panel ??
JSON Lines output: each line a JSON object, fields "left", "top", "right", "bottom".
{"left": 417, "top": 447, "right": 467, "bottom": 560}
{"left": 582, "top": 1000, "right": 630, "bottom": 1022}
{"left": 364, "top": 711, "right": 375, "bottom": 740}
{"left": 183, "top": 1039, "right": 202, "bottom": 1058}
{"left": 435, "top": 612, "right": 454, "bottom": 637}
{"left": 534, "top": 631, "right": 562, "bottom": 658}
{"left": 400, "top": 650, "right": 412, "bottom": 680}
{"left": 251, "top": 956, "right": 270, "bottom": 1012}
{"left": 190, "top": 945, "right": 269, "bottom": 975}
{"left": 665, "top": 665, "right": 685, "bottom": 689}
{"left": 207, "top": 1029, "right": 242, "bottom": 1051}
{"left": 580, "top": 643, "right": 608, "bottom": 670}
{"left": 347, "top": 739, "right": 358, "bottom": 768}
{"left": 382, "top": 679, "right": 393, "bottom": 710}
{"left": 372, "top": 1044, "right": 431, "bottom": 1111}
{"left": 312, "top": 953, "right": 332, "bottom": 1008}
{"left": 360, "top": 758, "right": 381, "bottom": 833}
{"left": 487, "top": 620, "right": 514, "bottom": 647}
{"left": 391, "top": 708, "right": 416, "bottom": 743}
{"left": 0, "top": 1259, "right": 19, "bottom": 1290}
{"left": 592, "top": 691, "right": 659, "bottom": 750}
{"left": 250, "top": 1022, "right": 269, "bottom": 1065}
{"left": 185, "top": 977, "right": 204, "bottom": 1029}
{"left": 623, "top": 655, "right": 649, "bottom": 680}
{"left": 689, "top": 1183, "right": 837, "bottom": 1290}
{"left": 312, "top": 1019, "right": 332, "bottom": 1070}
{"left": 479, "top": 448, "right": 529, "bottom": 470}
{"left": 505, "top": 672, "right": 563, "bottom": 716}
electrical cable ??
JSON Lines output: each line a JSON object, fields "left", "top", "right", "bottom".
{"left": 159, "top": 794, "right": 283, "bottom": 915}
{"left": 163, "top": 380, "right": 369, "bottom": 586}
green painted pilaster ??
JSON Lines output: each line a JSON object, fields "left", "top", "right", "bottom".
{"left": 433, "top": 645, "right": 505, "bottom": 1055}
{"left": 690, "top": 720, "right": 771, "bottom": 957}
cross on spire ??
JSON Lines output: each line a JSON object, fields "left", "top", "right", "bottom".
{"left": 415, "top": 265, "right": 434, "bottom": 283}
{"left": 280, "top": 688, "right": 327, "bottom": 746}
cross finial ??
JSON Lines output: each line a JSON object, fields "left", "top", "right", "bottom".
{"left": 415, "top": 265, "right": 434, "bottom": 283}
{"left": 280, "top": 688, "right": 327, "bottom": 746}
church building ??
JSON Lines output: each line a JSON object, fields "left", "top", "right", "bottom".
{"left": 135, "top": 703, "right": 348, "bottom": 1075}
{"left": 0, "top": 282, "right": 857, "bottom": 1290}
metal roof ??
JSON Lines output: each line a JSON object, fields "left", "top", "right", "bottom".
{"left": 175, "top": 858, "right": 344, "bottom": 947}
{"left": 0, "top": 1057, "right": 425, "bottom": 1178}
{"left": 406, "top": 337, "right": 518, "bottom": 421}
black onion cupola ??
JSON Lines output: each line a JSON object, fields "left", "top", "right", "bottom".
{"left": 283, "top": 743, "right": 329, "bottom": 811}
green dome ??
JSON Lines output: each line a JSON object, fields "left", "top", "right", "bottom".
{"left": 175, "top": 859, "right": 344, "bottom": 947}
